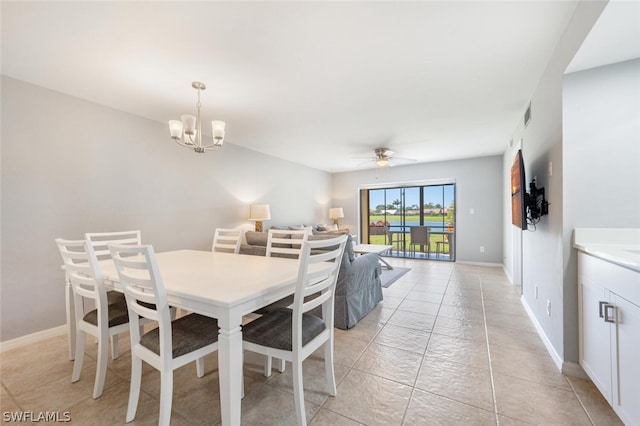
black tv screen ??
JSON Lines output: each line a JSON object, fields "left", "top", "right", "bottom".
{"left": 511, "top": 150, "right": 527, "bottom": 230}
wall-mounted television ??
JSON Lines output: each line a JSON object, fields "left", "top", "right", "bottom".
{"left": 511, "top": 149, "right": 527, "bottom": 230}
{"left": 511, "top": 149, "right": 549, "bottom": 231}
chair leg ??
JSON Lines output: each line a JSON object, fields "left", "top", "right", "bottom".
{"left": 93, "top": 329, "right": 109, "bottom": 399}
{"left": 324, "top": 341, "right": 337, "bottom": 396}
{"left": 71, "top": 330, "right": 85, "bottom": 383}
{"left": 111, "top": 335, "right": 119, "bottom": 359}
{"left": 196, "top": 357, "right": 205, "bottom": 378}
{"left": 126, "top": 356, "right": 142, "bottom": 423}
{"left": 158, "top": 370, "right": 173, "bottom": 426}
{"left": 277, "top": 358, "right": 286, "bottom": 373}
{"left": 292, "top": 358, "right": 306, "bottom": 426}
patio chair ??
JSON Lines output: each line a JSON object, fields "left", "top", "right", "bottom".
{"left": 409, "top": 226, "right": 431, "bottom": 258}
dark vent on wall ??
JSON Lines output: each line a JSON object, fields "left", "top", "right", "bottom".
{"left": 524, "top": 102, "right": 532, "bottom": 127}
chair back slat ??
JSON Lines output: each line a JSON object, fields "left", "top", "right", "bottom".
{"left": 56, "top": 238, "right": 105, "bottom": 297}
{"left": 85, "top": 230, "right": 142, "bottom": 260}
{"left": 266, "top": 229, "right": 308, "bottom": 259}
{"left": 109, "top": 243, "right": 171, "bottom": 339}
{"left": 212, "top": 228, "right": 243, "bottom": 253}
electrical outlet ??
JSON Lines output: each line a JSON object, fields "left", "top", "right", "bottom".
{"left": 479, "top": 246, "right": 485, "bottom": 253}
{"left": 546, "top": 300, "right": 551, "bottom": 316}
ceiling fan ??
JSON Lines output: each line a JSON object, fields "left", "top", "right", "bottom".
{"left": 355, "top": 148, "right": 417, "bottom": 167}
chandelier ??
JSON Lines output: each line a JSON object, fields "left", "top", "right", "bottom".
{"left": 168, "top": 81, "right": 226, "bottom": 153}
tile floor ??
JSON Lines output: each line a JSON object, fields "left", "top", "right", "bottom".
{"left": 0, "top": 259, "right": 623, "bottom": 425}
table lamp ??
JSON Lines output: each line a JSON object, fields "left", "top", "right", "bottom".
{"left": 328, "top": 207, "right": 344, "bottom": 227}
{"left": 249, "top": 204, "right": 271, "bottom": 232}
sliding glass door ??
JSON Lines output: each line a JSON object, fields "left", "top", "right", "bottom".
{"left": 361, "top": 183, "right": 455, "bottom": 261}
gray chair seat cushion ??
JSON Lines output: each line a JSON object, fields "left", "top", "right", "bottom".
{"left": 140, "top": 313, "right": 218, "bottom": 358}
{"left": 242, "top": 307, "right": 326, "bottom": 351}
{"left": 83, "top": 297, "right": 129, "bottom": 327}
{"left": 84, "top": 292, "right": 159, "bottom": 328}
{"left": 107, "top": 290, "right": 125, "bottom": 305}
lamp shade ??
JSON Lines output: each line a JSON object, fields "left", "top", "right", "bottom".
{"left": 328, "top": 207, "right": 344, "bottom": 219}
{"left": 249, "top": 204, "right": 271, "bottom": 221}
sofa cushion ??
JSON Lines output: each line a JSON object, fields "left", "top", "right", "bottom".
{"left": 245, "top": 231, "right": 268, "bottom": 247}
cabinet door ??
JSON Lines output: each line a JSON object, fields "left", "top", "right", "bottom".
{"left": 611, "top": 294, "right": 640, "bottom": 425}
{"left": 579, "top": 277, "right": 612, "bottom": 402}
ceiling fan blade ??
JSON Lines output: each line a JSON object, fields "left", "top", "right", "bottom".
{"left": 392, "top": 156, "right": 418, "bottom": 163}
{"left": 357, "top": 159, "right": 375, "bottom": 166}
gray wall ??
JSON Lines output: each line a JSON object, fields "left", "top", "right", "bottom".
{"left": 562, "top": 58, "right": 640, "bottom": 357}
{"left": 1, "top": 76, "right": 332, "bottom": 341}
{"left": 501, "top": 1, "right": 609, "bottom": 365}
{"left": 332, "top": 156, "right": 503, "bottom": 264}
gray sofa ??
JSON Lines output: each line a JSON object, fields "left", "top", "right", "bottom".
{"left": 239, "top": 231, "right": 383, "bottom": 329}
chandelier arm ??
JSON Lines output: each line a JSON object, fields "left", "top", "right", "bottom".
{"left": 174, "top": 139, "right": 195, "bottom": 149}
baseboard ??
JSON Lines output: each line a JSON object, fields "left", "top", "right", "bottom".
{"left": 455, "top": 260, "right": 504, "bottom": 268}
{"left": 0, "top": 325, "right": 67, "bottom": 353}
{"left": 562, "top": 361, "right": 589, "bottom": 379}
{"left": 520, "top": 295, "right": 563, "bottom": 371}
{"left": 503, "top": 265, "right": 514, "bottom": 285}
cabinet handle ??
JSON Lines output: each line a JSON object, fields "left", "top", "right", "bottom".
{"left": 603, "top": 304, "right": 616, "bottom": 323}
{"left": 599, "top": 301, "right": 607, "bottom": 318}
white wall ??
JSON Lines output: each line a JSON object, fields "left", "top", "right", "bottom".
{"left": 332, "top": 155, "right": 503, "bottom": 264}
{"left": 0, "top": 76, "right": 332, "bottom": 341}
{"left": 501, "top": 1, "right": 607, "bottom": 365}
{"left": 562, "top": 58, "right": 640, "bottom": 357}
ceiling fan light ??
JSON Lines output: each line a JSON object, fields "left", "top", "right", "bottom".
{"left": 376, "top": 158, "right": 389, "bottom": 167}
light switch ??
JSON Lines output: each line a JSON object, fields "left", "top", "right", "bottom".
{"left": 470, "top": 208, "right": 475, "bottom": 215}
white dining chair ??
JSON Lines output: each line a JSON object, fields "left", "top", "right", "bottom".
{"left": 55, "top": 238, "right": 133, "bottom": 399}
{"left": 257, "top": 228, "right": 309, "bottom": 375}
{"left": 109, "top": 243, "right": 219, "bottom": 426}
{"left": 211, "top": 228, "right": 243, "bottom": 253}
{"left": 266, "top": 228, "right": 308, "bottom": 258}
{"left": 242, "top": 234, "right": 347, "bottom": 425}
{"left": 85, "top": 230, "right": 142, "bottom": 358}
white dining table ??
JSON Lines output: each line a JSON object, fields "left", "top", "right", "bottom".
{"left": 95, "top": 249, "right": 331, "bottom": 426}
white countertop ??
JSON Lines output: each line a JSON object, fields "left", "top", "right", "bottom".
{"left": 573, "top": 228, "right": 640, "bottom": 273}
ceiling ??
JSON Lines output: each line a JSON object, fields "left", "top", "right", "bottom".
{"left": 1, "top": 1, "right": 635, "bottom": 173}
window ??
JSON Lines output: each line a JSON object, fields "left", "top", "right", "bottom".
{"left": 360, "top": 183, "right": 455, "bottom": 261}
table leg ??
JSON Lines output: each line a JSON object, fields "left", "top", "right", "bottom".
{"left": 218, "top": 317, "right": 243, "bottom": 426}
{"left": 377, "top": 254, "right": 394, "bottom": 270}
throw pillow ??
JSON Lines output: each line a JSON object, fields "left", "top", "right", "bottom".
{"left": 245, "top": 231, "right": 268, "bottom": 246}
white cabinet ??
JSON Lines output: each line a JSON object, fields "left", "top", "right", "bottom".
{"left": 578, "top": 252, "right": 640, "bottom": 426}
